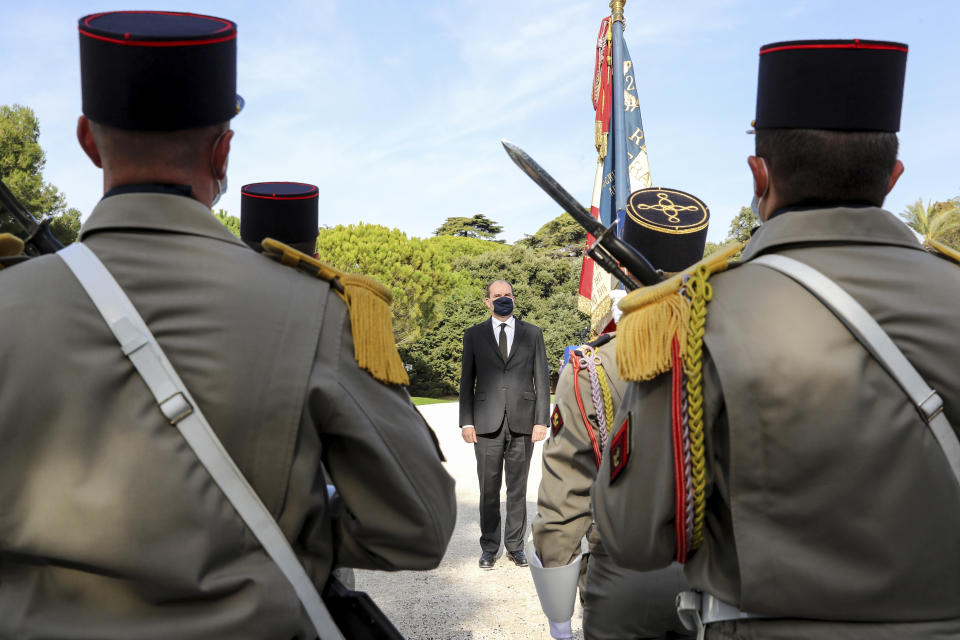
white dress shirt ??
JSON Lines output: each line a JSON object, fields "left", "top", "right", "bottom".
{"left": 491, "top": 315, "right": 516, "bottom": 357}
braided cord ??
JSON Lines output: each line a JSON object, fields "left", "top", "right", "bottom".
{"left": 683, "top": 264, "right": 713, "bottom": 551}
{"left": 595, "top": 363, "right": 615, "bottom": 439}
{"left": 680, "top": 384, "right": 695, "bottom": 546}
{"left": 580, "top": 347, "right": 609, "bottom": 452}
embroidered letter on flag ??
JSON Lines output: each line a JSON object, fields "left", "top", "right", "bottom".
{"left": 578, "top": 12, "right": 651, "bottom": 334}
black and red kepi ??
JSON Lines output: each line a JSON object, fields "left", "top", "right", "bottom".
{"left": 240, "top": 182, "right": 320, "bottom": 254}
{"left": 79, "top": 11, "right": 243, "bottom": 130}
{"left": 755, "top": 39, "right": 908, "bottom": 132}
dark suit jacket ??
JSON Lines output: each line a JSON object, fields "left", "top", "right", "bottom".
{"left": 459, "top": 317, "right": 550, "bottom": 435}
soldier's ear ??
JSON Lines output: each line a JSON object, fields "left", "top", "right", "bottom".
{"left": 77, "top": 116, "right": 103, "bottom": 169}
{"left": 211, "top": 128, "right": 234, "bottom": 180}
{"left": 886, "top": 160, "right": 904, "bottom": 196}
{"left": 747, "top": 155, "right": 768, "bottom": 199}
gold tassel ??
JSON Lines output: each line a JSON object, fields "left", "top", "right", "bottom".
{"left": 0, "top": 233, "right": 25, "bottom": 258}
{"left": 616, "top": 281, "right": 688, "bottom": 380}
{"left": 616, "top": 241, "right": 743, "bottom": 381}
{"left": 340, "top": 274, "right": 410, "bottom": 386}
{"left": 261, "top": 237, "right": 409, "bottom": 386}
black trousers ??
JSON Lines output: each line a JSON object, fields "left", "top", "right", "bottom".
{"left": 474, "top": 415, "right": 534, "bottom": 554}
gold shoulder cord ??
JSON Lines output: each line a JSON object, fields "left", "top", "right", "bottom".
{"left": 925, "top": 238, "right": 960, "bottom": 266}
{"left": 616, "top": 242, "right": 741, "bottom": 554}
{"left": 261, "top": 238, "right": 409, "bottom": 386}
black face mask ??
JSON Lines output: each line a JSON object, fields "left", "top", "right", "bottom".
{"left": 492, "top": 296, "right": 514, "bottom": 316}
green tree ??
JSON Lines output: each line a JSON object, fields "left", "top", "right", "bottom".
{"left": 451, "top": 245, "right": 585, "bottom": 370}
{"left": 0, "top": 104, "right": 81, "bottom": 245}
{"left": 938, "top": 197, "right": 960, "bottom": 249}
{"left": 434, "top": 213, "right": 504, "bottom": 241}
{"left": 401, "top": 243, "right": 586, "bottom": 395}
{"left": 517, "top": 213, "right": 587, "bottom": 256}
{"left": 213, "top": 208, "right": 241, "bottom": 238}
{"left": 316, "top": 223, "right": 489, "bottom": 348}
{"left": 900, "top": 197, "right": 960, "bottom": 246}
{"left": 726, "top": 206, "right": 760, "bottom": 245}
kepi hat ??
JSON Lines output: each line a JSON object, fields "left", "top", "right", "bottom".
{"left": 622, "top": 187, "right": 709, "bottom": 273}
{"left": 754, "top": 39, "right": 908, "bottom": 132}
{"left": 79, "top": 11, "right": 243, "bottom": 130}
{"left": 240, "top": 182, "right": 320, "bottom": 254}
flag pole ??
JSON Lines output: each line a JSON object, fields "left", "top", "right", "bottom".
{"left": 609, "top": 0, "right": 628, "bottom": 235}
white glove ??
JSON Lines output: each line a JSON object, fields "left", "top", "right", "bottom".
{"left": 549, "top": 619, "right": 573, "bottom": 639}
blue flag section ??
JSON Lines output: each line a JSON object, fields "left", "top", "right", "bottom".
{"left": 600, "top": 16, "right": 651, "bottom": 237}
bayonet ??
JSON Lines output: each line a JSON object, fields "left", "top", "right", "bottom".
{"left": 500, "top": 140, "right": 660, "bottom": 288}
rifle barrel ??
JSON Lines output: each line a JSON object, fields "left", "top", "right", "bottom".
{"left": 0, "top": 178, "right": 63, "bottom": 255}
{"left": 500, "top": 140, "right": 661, "bottom": 286}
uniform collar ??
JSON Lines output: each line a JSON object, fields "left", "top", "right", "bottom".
{"left": 103, "top": 182, "right": 194, "bottom": 199}
{"left": 740, "top": 205, "right": 921, "bottom": 263}
{"left": 80, "top": 191, "right": 247, "bottom": 249}
{"left": 491, "top": 315, "right": 515, "bottom": 329}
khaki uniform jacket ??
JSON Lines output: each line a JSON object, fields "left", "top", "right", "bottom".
{"left": 534, "top": 335, "right": 691, "bottom": 639}
{"left": 0, "top": 193, "right": 457, "bottom": 639}
{"left": 593, "top": 206, "right": 960, "bottom": 638}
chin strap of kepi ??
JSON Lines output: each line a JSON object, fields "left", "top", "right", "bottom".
{"left": 616, "top": 242, "right": 742, "bottom": 562}
{"left": 262, "top": 238, "right": 409, "bottom": 386}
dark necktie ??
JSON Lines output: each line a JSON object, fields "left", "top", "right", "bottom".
{"left": 498, "top": 323, "right": 508, "bottom": 360}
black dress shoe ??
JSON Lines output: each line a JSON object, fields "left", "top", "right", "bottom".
{"left": 506, "top": 550, "right": 528, "bottom": 567}
{"left": 479, "top": 551, "right": 496, "bottom": 570}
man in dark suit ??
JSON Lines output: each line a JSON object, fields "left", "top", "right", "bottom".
{"left": 460, "top": 280, "right": 550, "bottom": 570}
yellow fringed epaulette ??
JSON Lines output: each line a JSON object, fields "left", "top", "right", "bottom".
{"left": 616, "top": 242, "right": 743, "bottom": 382}
{"left": 261, "top": 237, "right": 410, "bottom": 386}
{"left": 0, "top": 233, "right": 26, "bottom": 271}
{"left": 925, "top": 238, "right": 960, "bottom": 267}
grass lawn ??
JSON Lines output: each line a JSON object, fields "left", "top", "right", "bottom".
{"left": 411, "top": 396, "right": 457, "bottom": 405}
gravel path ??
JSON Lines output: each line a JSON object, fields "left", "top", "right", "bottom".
{"left": 355, "top": 402, "right": 584, "bottom": 640}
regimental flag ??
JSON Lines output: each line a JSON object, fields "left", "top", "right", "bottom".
{"left": 577, "top": 13, "right": 651, "bottom": 335}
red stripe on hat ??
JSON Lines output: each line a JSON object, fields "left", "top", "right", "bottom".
{"left": 241, "top": 192, "right": 319, "bottom": 201}
{"left": 83, "top": 11, "right": 234, "bottom": 33}
{"left": 761, "top": 42, "right": 908, "bottom": 55}
{"left": 79, "top": 28, "right": 236, "bottom": 47}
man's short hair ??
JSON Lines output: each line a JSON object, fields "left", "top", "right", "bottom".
{"left": 486, "top": 280, "right": 514, "bottom": 298}
{"left": 89, "top": 120, "right": 228, "bottom": 170}
{"left": 756, "top": 128, "right": 899, "bottom": 208}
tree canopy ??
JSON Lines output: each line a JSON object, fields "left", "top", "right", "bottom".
{"left": 434, "top": 213, "right": 504, "bottom": 241}
{"left": 213, "top": 209, "right": 241, "bottom": 238}
{"left": 726, "top": 205, "right": 760, "bottom": 245}
{"left": 517, "top": 213, "right": 587, "bottom": 256}
{"left": 900, "top": 197, "right": 960, "bottom": 248}
{"left": 0, "top": 104, "right": 81, "bottom": 245}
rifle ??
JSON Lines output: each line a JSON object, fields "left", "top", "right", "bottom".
{"left": 0, "top": 178, "right": 63, "bottom": 256}
{"left": 500, "top": 140, "right": 660, "bottom": 291}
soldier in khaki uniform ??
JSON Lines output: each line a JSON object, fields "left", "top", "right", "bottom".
{"left": 0, "top": 11, "right": 455, "bottom": 639}
{"left": 533, "top": 189, "right": 708, "bottom": 640}
{"left": 594, "top": 40, "right": 960, "bottom": 638}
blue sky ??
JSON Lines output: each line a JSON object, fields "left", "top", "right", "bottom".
{"left": 2, "top": 1, "right": 958, "bottom": 244}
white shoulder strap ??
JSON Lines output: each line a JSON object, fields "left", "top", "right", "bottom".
{"left": 752, "top": 253, "right": 960, "bottom": 487}
{"left": 58, "top": 243, "right": 345, "bottom": 640}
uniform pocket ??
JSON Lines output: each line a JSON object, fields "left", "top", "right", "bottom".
{"left": 522, "top": 391, "right": 535, "bottom": 401}
{"left": 478, "top": 392, "right": 487, "bottom": 401}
